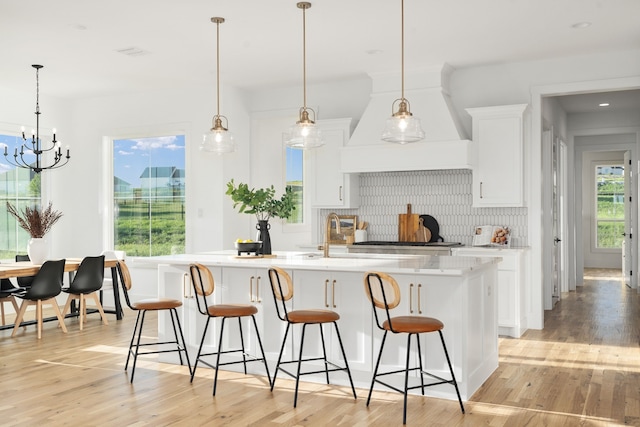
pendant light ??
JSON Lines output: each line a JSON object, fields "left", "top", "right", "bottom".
{"left": 381, "top": 0, "right": 425, "bottom": 144}
{"left": 284, "top": 2, "right": 324, "bottom": 149}
{"left": 201, "top": 17, "right": 235, "bottom": 154}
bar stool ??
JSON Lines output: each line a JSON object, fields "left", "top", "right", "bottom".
{"left": 267, "top": 266, "right": 357, "bottom": 407}
{"left": 364, "top": 271, "right": 464, "bottom": 424}
{"left": 116, "top": 261, "right": 191, "bottom": 382}
{"left": 188, "top": 263, "right": 271, "bottom": 395}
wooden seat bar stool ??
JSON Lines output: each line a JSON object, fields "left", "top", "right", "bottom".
{"left": 268, "top": 266, "right": 357, "bottom": 407}
{"left": 116, "top": 261, "right": 192, "bottom": 382}
{"left": 364, "top": 271, "right": 465, "bottom": 424}
{"left": 188, "top": 263, "right": 271, "bottom": 395}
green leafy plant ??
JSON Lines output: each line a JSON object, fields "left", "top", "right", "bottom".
{"left": 226, "top": 179, "right": 295, "bottom": 221}
{"left": 6, "top": 201, "right": 63, "bottom": 238}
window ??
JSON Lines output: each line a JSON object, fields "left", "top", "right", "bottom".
{"left": 0, "top": 133, "right": 42, "bottom": 259}
{"left": 113, "top": 135, "right": 185, "bottom": 256}
{"left": 595, "top": 164, "right": 624, "bottom": 249}
{"left": 285, "top": 146, "right": 304, "bottom": 224}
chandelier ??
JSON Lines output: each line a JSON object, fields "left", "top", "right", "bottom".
{"left": 4, "top": 64, "right": 70, "bottom": 173}
{"left": 284, "top": 2, "right": 324, "bottom": 149}
{"left": 201, "top": 17, "right": 235, "bottom": 154}
{"left": 381, "top": 0, "right": 425, "bottom": 144}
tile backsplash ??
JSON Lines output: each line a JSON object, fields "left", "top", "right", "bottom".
{"left": 319, "top": 169, "right": 528, "bottom": 247}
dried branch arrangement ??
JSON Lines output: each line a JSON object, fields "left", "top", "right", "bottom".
{"left": 6, "top": 201, "right": 63, "bottom": 238}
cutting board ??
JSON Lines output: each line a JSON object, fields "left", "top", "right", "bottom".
{"left": 398, "top": 203, "right": 420, "bottom": 242}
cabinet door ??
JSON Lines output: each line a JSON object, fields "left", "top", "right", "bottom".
{"left": 158, "top": 264, "right": 222, "bottom": 362}
{"left": 291, "top": 270, "right": 370, "bottom": 372}
{"left": 497, "top": 270, "right": 516, "bottom": 327}
{"left": 309, "top": 119, "right": 360, "bottom": 208}
{"left": 468, "top": 104, "right": 528, "bottom": 207}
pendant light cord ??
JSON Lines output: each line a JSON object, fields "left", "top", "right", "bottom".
{"left": 302, "top": 4, "right": 307, "bottom": 110}
{"left": 400, "top": 0, "right": 405, "bottom": 101}
{"left": 216, "top": 19, "right": 221, "bottom": 117}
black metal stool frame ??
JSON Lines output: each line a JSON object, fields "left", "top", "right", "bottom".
{"left": 365, "top": 272, "right": 464, "bottom": 424}
{"left": 189, "top": 264, "right": 271, "bottom": 395}
{"left": 268, "top": 267, "right": 357, "bottom": 408}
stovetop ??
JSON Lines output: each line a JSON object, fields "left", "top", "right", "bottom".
{"left": 352, "top": 241, "right": 463, "bottom": 247}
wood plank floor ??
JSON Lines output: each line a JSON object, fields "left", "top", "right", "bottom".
{"left": 1, "top": 268, "right": 638, "bottom": 426}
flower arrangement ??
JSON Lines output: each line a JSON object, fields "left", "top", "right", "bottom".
{"left": 225, "top": 179, "right": 295, "bottom": 221}
{"left": 6, "top": 201, "right": 63, "bottom": 238}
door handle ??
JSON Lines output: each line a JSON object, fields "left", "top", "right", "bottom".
{"left": 324, "top": 279, "right": 329, "bottom": 307}
{"left": 332, "top": 280, "right": 337, "bottom": 308}
{"left": 256, "top": 276, "right": 261, "bottom": 303}
{"left": 409, "top": 283, "right": 414, "bottom": 313}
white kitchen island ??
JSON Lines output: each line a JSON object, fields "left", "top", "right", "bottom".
{"left": 139, "top": 251, "right": 499, "bottom": 401}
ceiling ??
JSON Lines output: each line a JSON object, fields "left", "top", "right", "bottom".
{"left": 1, "top": 0, "right": 639, "bottom": 107}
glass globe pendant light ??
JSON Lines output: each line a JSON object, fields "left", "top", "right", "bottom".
{"left": 201, "top": 17, "right": 235, "bottom": 154}
{"left": 284, "top": 2, "right": 324, "bottom": 149}
{"left": 381, "top": 0, "right": 425, "bottom": 144}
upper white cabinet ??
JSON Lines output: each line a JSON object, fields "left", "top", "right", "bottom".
{"left": 309, "top": 118, "right": 360, "bottom": 208}
{"left": 466, "top": 104, "right": 529, "bottom": 207}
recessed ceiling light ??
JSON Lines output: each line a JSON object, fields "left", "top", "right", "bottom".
{"left": 571, "top": 22, "right": 592, "bottom": 29}
{"left": 365, "top": 49, "right": 383, "bottom": 55}
{"left": 599, "top": 103, "right": 610, "bottom": 107}
{"left": 115, "top": 47, "right": 151, "bottom": 57}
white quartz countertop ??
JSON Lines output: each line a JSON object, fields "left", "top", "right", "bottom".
{"left": 135, "top": 251, "right": 500, "bottom": 276}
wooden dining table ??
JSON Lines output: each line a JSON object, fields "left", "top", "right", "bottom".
{"left": 0, "top": 258, "right": 124, "bottom": 331}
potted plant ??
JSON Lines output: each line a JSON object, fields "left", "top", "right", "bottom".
{"left": 226, "top": 179, "right": 295, "bottom": 255}
{"left": 6, "top": 201, "right": 63, "bottom": 264}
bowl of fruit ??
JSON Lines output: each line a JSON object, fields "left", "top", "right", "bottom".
{"left": 235, "top": 239, "right": 263, "bottom": 255}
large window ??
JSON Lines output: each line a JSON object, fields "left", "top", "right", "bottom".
{"left": 113, "top": 135, "right": 185, "bottom": 256}
{"left": 595, "top": 164, "right": 624, "bottom": 249}
{"left": 285, "top": 146, "right": 304, "bottom": 224}
{"left": 0, "top": 133, "right": 41, "bottom": 259}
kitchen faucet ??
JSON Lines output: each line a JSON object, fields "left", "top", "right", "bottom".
{"left": 323, "top": 213, "right": 341, "bottom": 258}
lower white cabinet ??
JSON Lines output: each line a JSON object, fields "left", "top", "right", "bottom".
{"left": 292, "top": 270, "right": 372, "bottom": 375}
{"left": 452, "top": 247, "right": 527, "bottom": 337}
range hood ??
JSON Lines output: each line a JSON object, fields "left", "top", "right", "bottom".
{"left": 341, "top": 64, "right": 471, "bottom": 173}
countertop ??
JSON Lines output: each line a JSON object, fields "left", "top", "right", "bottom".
{"left": 136, "top": 250, "right": 500, "bottom": 276}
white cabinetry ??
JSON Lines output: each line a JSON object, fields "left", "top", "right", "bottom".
{"left": 309, "top": 118, "right": 360, "bottom": 208}
{"left": 220, "top": 267, "right": 290, "bottom": 362}
{"left": 292, "top": 270, "right": 372, "bottom": 375}
{"left": 453, "top": 248, "right": 527, "bottom": 337}
{"left": 466, "top": 104, "right": 529, "bottom": 207}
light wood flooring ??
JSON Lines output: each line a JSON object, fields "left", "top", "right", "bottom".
{"left": 1, "top": 268, "right": 638, "bottom": 426}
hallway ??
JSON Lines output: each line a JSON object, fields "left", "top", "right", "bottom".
{"left": 471, "top": 268, "right": 640, "bottom": 425}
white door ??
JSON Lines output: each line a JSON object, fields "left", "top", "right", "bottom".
{"left": 623, "top": 150, "right": 633, "bottom": 287}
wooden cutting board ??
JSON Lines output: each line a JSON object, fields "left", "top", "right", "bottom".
{"left": 398, "top": 203, "right": 420, "bottom": 242}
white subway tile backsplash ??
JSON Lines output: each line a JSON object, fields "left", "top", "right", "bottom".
{"left": 319, "top": 169, "right": 528, "bottom": 246}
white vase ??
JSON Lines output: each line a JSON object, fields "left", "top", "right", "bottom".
{"left": 27, "top": 237, "right": 48, "bottom": 265}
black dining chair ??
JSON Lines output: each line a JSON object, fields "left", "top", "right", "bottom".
{"left": 11, "top": 259, "right": 67, "bottom": 339}
{"left": 116, "top": 260, "right": 191, "bottom": 382}
{"left": 0, "top": 278, "right": 20, "bottom": 325}
{"left": 60, "top": 255, "right": 109, "bottom": 330}
{"left": 15, "top": 254, "right": 35, "bottom": 290}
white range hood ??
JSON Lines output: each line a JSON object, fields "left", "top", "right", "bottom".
{"left": 341, "top": 64, "right": 471, "bottom": 173}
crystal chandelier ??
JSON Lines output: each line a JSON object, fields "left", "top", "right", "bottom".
{"left": 4, "top": 64, "right": 70, "bottom": 173}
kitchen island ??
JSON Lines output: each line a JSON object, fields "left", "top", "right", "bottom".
{"left": 139, "top": 251, "right": 499, "bottom": 401}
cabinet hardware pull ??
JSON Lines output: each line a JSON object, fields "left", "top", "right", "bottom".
{"left": 324, "top": 279, "right": 329, "bottom": 308}
{"left": 409, "top": 283, "right": 414, "bottom": 313}
{"left": 256, "top": 276, "right": 261, "bottom": 303}
{"left": 250, "top": 276, "right": 255, "bottom": 303}
{"left": 418, "top": 284, "right": 422, "bottom": 314}
{"left": 332, "top": 280, "right": 337, "bottom": 308}
{"left": 183, "top": 274, "right": 189, "bottom": 298}
{"left": 339, "top": 185, "right": 343, "bottom": 201}
{"left": 480, "top": 181, "right": 484, "bottom": 199}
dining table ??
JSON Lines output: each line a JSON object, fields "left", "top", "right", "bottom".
{"left": 0, "top": 258, "right": 123, "bottom": 331}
